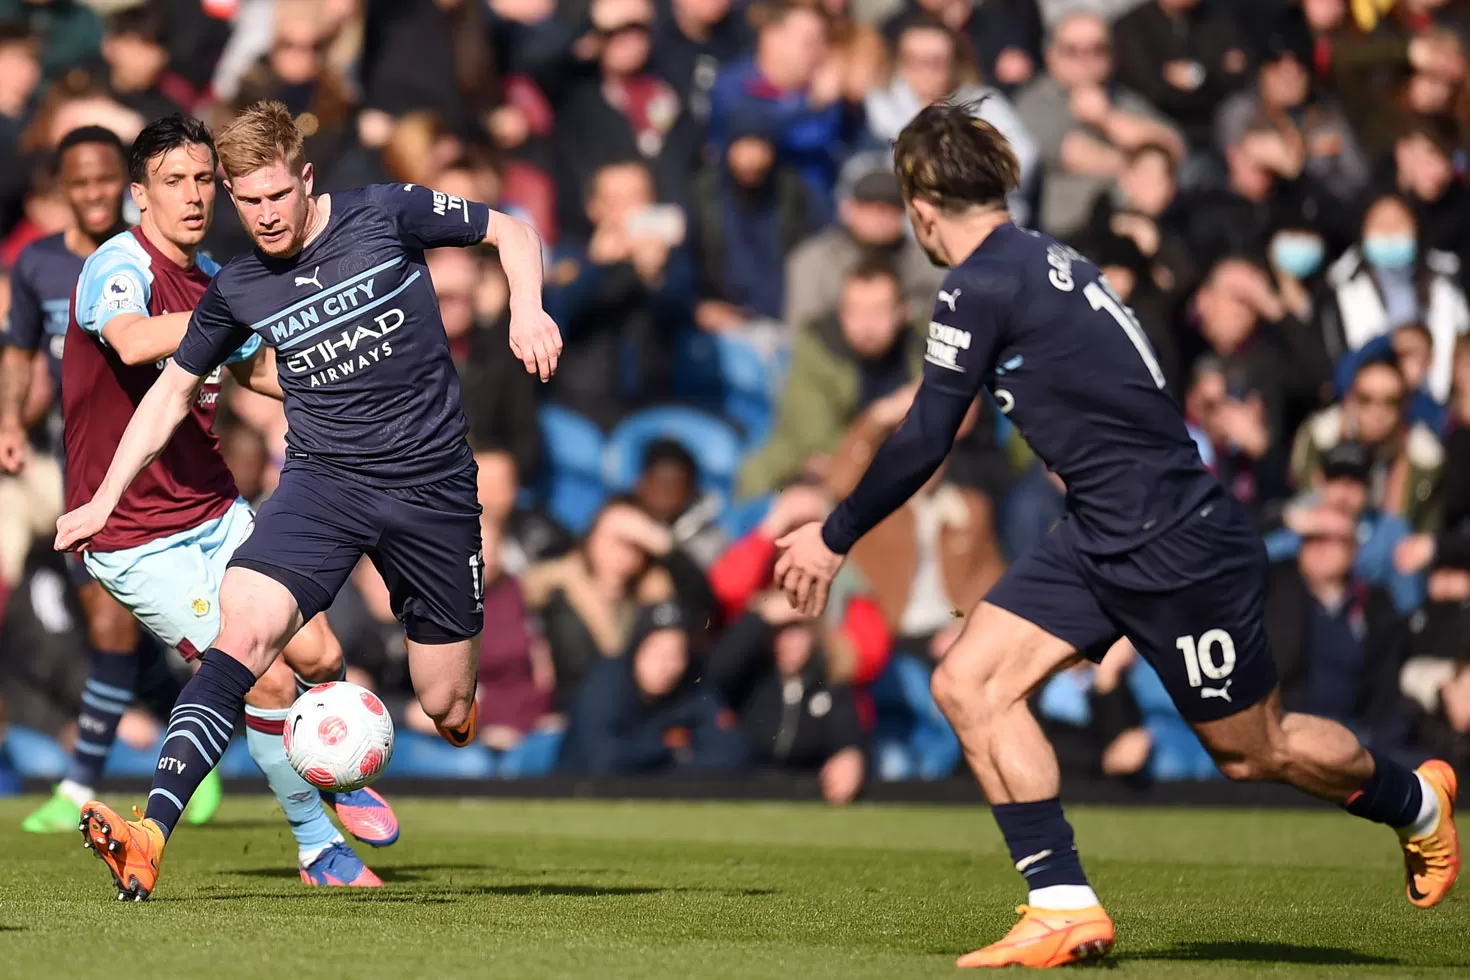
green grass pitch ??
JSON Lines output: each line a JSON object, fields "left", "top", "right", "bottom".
{"left": 0, "top": 795, "right": 1466, "bottom": 979}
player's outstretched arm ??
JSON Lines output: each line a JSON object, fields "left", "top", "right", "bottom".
{"left": 775, "top": 380, "right": 974, "bottom": 616}
{"left": 99, "top": 311, "right": 195, "bottom": 366}
{"left": 55, "top": 359, "right": 204, "bottom": 552}
{"left": 483, "top": 210, "right": 563, "bottom": 382}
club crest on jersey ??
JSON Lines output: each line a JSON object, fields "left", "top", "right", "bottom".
{"left": 190, "top": 596, "right": 211, "bottom": 618}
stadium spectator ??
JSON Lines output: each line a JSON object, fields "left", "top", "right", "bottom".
{"left": 552, "top": 0, "right": 705, "bottom": 241}
{"left": 1266, "top": 441, "right": 1422, "bottom": 614}
{"left": 1080, "top": 142, "right": 1192, "bottom": 297}
{"left": 707, "top": 0, "right": 848, "bottom": 213}
{"left": 689, "top": 103, "right": 814, "bottom": 330}
{"left": 1111, "top": 0, "right": 1250, "bottom": 153}
{"left": 559, "top": 600, "right": 748, "bottom": 773}
{"left": 360, "top": 0, "right": 498, "bottom": 136}
{"left": 1318, "top": 193, "right": 1470, "bottom": 403}
{"left": 863, "top": 17, "right": 1038, "bottom": 225}
{"left": 100, "top": 7, "right": 187, "bottom": 126}
{"left": 879, "top": 0, "right": 1043, "bottom": 93}
{"left": 1015, "top": 9, "right": 1183, "bottom": 241}
{"left": 1385, "top": 118, "right": 1470, "bottom": 266}
{"left": 650, "top": 0, "right": 752, "bottom": 121}
{"left": 0, "top": 25, "right": 40, "bottom": 233}
{"left": 705, "top": 589, "right": 866, "bottom": 803}
{"left": 521, "top": 498, "right": 677, "bottom": 711}
{"left": 1213, "top": 26, "right": 1370, "bottom": 205}
{"left": 739, "top": 262, "right": 920, "bottom": 497}
{"left": 632, "top": 438, "right": 728, "bottom": 569}
{"left": 1263, "top": 510, "right": 1406, "bottom": 733}
{"left": 544, "top": 160, "right": 694, "bottom": 427}
{"left": 1291, "top": 350, "right": 1445, "bottom": 534}
{"left": 782, "top": 159, "right": 942, "bottom": 333}
{"left": 0, "top": 0, "right": 100, "bottom": 85}
{"left": 474, "top": 517, "right": 563, "bottom": 778}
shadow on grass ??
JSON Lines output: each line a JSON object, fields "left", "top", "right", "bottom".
{"left": 1123, "top": 942, "right": 1399, "bottom": 966}
{"left": 208, "top": 866, "right": 780, "bottom": 900}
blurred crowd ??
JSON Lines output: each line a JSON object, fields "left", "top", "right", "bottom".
{"left": 3, "top": 0, "right": 1470, "bottom": 803}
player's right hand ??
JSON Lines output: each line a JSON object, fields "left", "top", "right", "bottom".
{"left": 509, "top": 304, "right": 563, "bottom": 382}
{"left": 0, "top": 421, "right": 26, "bottom": 474}
{"left": 55, "top": 500, "right": 112, "bottom": 553}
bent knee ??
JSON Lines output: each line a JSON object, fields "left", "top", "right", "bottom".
{"left": 282, "top": 617, "right": 343, "bottom": 683}
{"left": 246, "top": 659, "right": 299, "bottom": 710}
{"left": 419, "top": 688, "right": 474, "bottom": 729}
{"left": 931, "top": 659, "right": 1021, "bottom": 728}
{"left": 1213, "top": 745, "right": 1290, "bottom": 783}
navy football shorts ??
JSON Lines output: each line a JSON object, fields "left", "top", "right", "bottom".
{"left": 986, "top": 488, "right": 1278, "bottom": 723}
{"left": 229, "top": 461, "right": 484, "bottom": 643}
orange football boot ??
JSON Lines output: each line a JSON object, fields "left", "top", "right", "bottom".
{"left": 1403, "top": 759, "right": 1460, "bottom": 909}
{"left": 956, "top": 904, "right": 1114, "bottom": 969}
{"left": 79, "top": 802, "right": 166, "bottom": 901}
{"left": 436, "top": 696, "right": 479, "bottom": 748}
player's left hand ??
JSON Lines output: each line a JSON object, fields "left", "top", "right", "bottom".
{"left": 55, "top": 498, "right": 113, "bottom": 553}
{"left": 509, "top": 304, "right": 563, "bottom": 382}
{"left": 774, "top": 521, "right": 844, "bottom": 617}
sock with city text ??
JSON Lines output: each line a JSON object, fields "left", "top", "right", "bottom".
{"left": 1343, "top": 749, "right": 1435, "bottom": 836}
{"left": 993, "top": 799, "right": 1099, "bottom": 910}
{"left": 244, "top": 706, "right": 342, "bottom": 866}
{"left": 144, "top": 649, "right": 256, "bottom": 838}
{"left": 60, "top": 650, "right": 138, "bottom": 802}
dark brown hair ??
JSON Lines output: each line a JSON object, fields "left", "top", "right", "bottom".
{"left": 892, "top": 100, "right": 1020, "bottom": 212}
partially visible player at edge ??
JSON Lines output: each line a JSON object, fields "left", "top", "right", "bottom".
{"left": 775, "top": 102, "right": 1460, "bottom": 969}
{"left": 56, "top": 100, "right": 563, "bottom": 901}
{"left": 1, "top": 126, "right": 226, "bottom": 833}
{"left": 54, "top": 114, "right": 399, "bottom": 893}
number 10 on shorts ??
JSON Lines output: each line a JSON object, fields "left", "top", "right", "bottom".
{"left": 1176, "top": 629, "right": 1237, "bottom": 698}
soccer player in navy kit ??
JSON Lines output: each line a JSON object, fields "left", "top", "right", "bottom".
{"left": 776, "top": 104, "right": 1460, "bottom": 968}
{"left": 55, "top": 101, "right": 562, "bottom": 900}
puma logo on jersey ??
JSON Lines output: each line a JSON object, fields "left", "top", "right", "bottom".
{"left": 295, "top": 266, "right": 323, "bottom": 289}
{"left": 1201, "top": 679, "right": 1233, "bottom": 702}
{"left": 937, "top": 288, "right": 961, "bottom": 311}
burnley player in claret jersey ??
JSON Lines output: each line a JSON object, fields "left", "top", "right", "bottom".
{"left": 775, "top": 102, "right": 1460, "bottom": 967}
{"left": 55, "top": 101, "right": 563, "bottom": 901}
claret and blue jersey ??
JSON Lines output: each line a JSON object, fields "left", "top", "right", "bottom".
{"left": 173, "top": 182, "right": 492, "bottom": 487}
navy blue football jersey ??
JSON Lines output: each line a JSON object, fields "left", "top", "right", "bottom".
{"left": 824, "top": 222, "right": 1217, "bottom": 559}
{"left": 174, "top": 183, "right": 492, "bottom": 487}
{"left": 5, "top": 233, "right": 85, "bottom": 436}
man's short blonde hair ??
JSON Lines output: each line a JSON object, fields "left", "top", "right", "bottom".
{"left": 215, "top": 100, "right": 305, "bottom": 179}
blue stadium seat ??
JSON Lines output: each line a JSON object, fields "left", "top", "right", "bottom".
{"left": 672, "top": 329, "right": 781, "bottom": 446}
{"left": 538, "top": 405, "right": 608, "bottom": 534}
{"left": 605, "top": 407, "right": 743, "bottom": 497}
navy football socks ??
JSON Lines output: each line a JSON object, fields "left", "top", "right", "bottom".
{"left": 993, "top": 799, "right": 1097, "bottom": 907}
{"left": 63, "top": 650, "right": 138, "bottom": 793}
{"left": 1344, "top": 749, "right": 1424, "bottom": 830}
{"left": 144, "top": 649, "right": 258, "bottom": 837}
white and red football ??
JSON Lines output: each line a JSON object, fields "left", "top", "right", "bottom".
{"left": 284, "top": 681, "right": 395, "bottom": 792}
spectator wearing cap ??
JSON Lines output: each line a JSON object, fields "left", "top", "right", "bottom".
{"left": 1262, "top": 497, "right": 1405, "bottom": 735}
{"left": 707, "top": 1, "right": 852, "bottom": 213}
{"left": 551, "top": 0, "right": 705, "bottom": 242}
{"left": 1292, "top": 349, "right": 1445, "bottom": 534}
{"left": 1265, "top": 441, "right": 1422, "bottom": 613}
{"left": 559, "top": 600, "right": 748, "bottom": 774}
{"left": 651, "top": 0, "right": 752, "bottom": 122}
{"left": 783, "top": 157, "right": 944, "bottom": 333}
{"left": 740, "top": 262, "right": 922, "bottom": 497}
{"left": 1319, "top": 192, "right": 1470, "bottom": 403}
{"left": 1111, "top": 0, "right": 1250, "bottom": 152}
{"left": 705, "top": 590, "right": 867, "bottom": 802}
{"left": 879, "top": 0, "right": 1043, "bottom": 95}
{"left": 1214, "top": 25, "right": 1369, "bottom": 205}
{"left": 1014, "top": 10, "right": 1183, "bottom": 241}
{"left": 690, "top": 102, "right": 814, "bottom": 333}
{"left": 863, "top": 17, "right": 1038, "bottom": 225}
